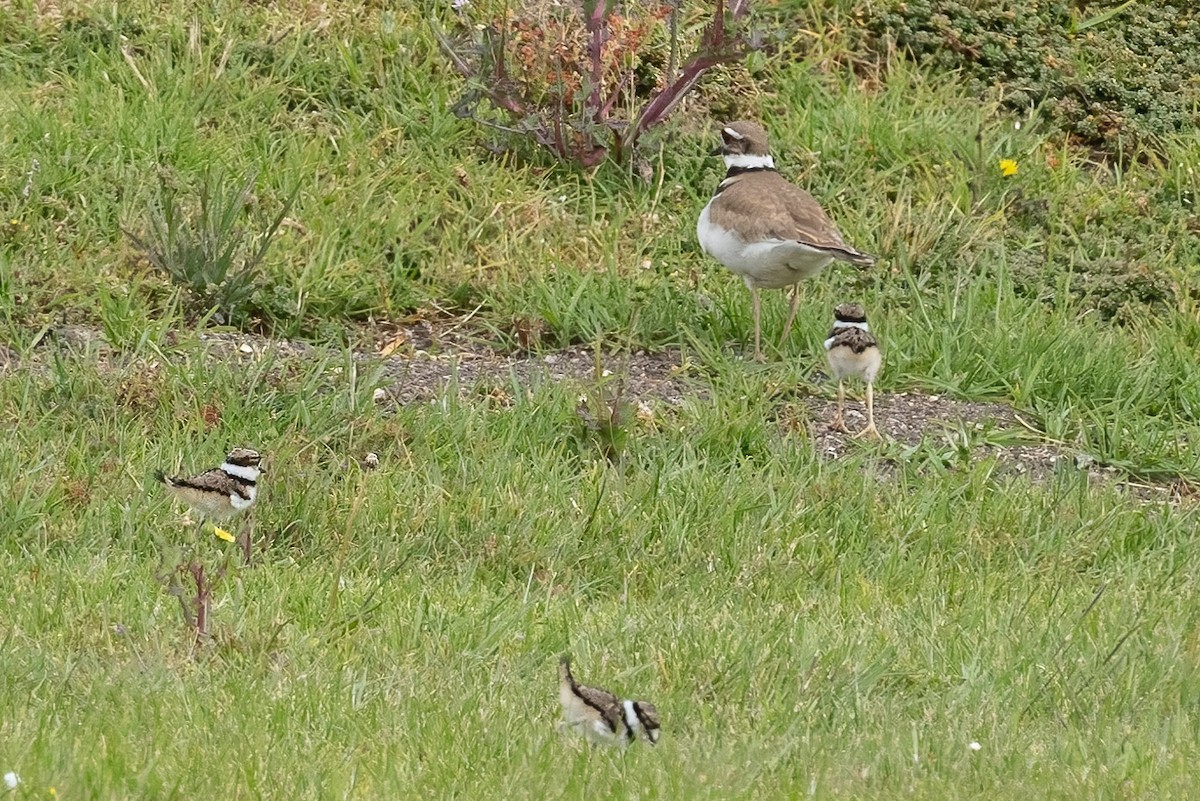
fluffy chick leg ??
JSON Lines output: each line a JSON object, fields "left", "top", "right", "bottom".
{"left": 854, "top": 380, "right": 882, "bottom": 440}
{"left": 830, "top": 380, "right": 849, "bottom": 433}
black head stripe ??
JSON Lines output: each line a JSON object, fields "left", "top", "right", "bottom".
{"left": 226, "top": 453, "right": 260, "bottom": 468}
{"left": 632, "top": 703, "right": 658, "bottom": 737}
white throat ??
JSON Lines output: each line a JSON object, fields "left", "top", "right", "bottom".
{"left": 222, "top": 462, "right": 260, "bottom": 482}
{"left": 833, "top": 320, "right": 869, "bottom": 332}
{"left": 723, "top": 153, "right": 775, "bottom": 170}
{"left": 622, "top": 700, "right": 639, "bottom": 733}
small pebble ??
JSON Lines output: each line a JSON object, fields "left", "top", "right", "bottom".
{"left": 364, "top": 452, "right": 380, "bottom": 470}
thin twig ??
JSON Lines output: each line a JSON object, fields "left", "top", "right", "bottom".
{"left": 430, "top": 17, "right": 477, "bottom": 78}
{"left": 120, "top": 38, "right": 154, "bottom": 95}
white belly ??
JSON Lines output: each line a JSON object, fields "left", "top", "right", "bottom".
{"left": 192, "top": 492, "right": 237, "bottom": 519}
{"left": 697, "top": 202, "right": 834, "bottom": 289}
{"left": 825, "top": 344, "right": 883, "bottom": 383}
{"left": 560, "top": 695, "right": 623, "bottom": 745}
{"left": 229, "top": 486, "right": 256, "bottom": 511}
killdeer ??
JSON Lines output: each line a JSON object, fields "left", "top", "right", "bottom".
{"left": 156, "top": 447, "right": 264, "bottom": 522}
{"left": 824, "top": 303, "right": 882, "bottom": 439}
{"left": 697, "top": 120, "right": 875, "bottom": 360}
{"left": 557, "top": 656, "right": 661, "bottom": 747}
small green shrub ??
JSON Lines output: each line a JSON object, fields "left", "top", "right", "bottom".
{"left": 1009, "top": 251, "right": 1176, "bottom": 323}
{"left": 859, "top": 1, "right": 1200, "bottom": 160}
{"left": 123, "top": 170, "right": 297, "bottom": 327}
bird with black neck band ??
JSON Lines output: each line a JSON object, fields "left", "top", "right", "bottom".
{"left": 557, "top": 656, "right": 661, "bottom": 748}
{"left": 697, "top": 120, "right": 875, "bottom": 360}
{"left": 824, "top": 303, "right": 883, "bottom": 440}
{"left": 156, "top": 447, "right": 265, "bottom": 537}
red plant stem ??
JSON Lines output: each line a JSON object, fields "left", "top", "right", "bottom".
{"left": 585, "top": 0, "right": 607, "bottom": 122}
{"left": 630, "top": 0, "right": 752, "bottom": 148}
{"left": 190, "top": 560, "right": 209, "bottom": 640}
{"left": 431, "top": 0, "right": 753, "bottom": 167}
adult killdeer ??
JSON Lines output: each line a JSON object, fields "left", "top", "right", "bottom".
{"left": 557, "top": 656, "right": 661, "bottom": 747}
{"left": 156, "top": 447, "right": 264, "bottom": 522}
{"left": 697, "top": 120, "right": 875, "bottom": 359}
{"left": 824, "top": 303, "right": 882, "bottom": 439}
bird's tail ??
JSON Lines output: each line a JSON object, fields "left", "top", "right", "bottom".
{"left": 832, "top": 246, "right": 876, "bottom": 267}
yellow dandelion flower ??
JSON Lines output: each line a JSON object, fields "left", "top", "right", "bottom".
{"left": 212, "top": 525, "right": 236, "bottom": 543}
{"left": 999, "top": 159, "right": 1019, "bottom": 177}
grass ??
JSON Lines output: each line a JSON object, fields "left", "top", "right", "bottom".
{"left": 4, "top": 338, "right": 1200, "bottom": 798}
{"left": 3, "top": 0, "right": 1200, "bottom": 798}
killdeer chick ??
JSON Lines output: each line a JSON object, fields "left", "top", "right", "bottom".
{"left": 558, "top": 656, "right": 660, "bottom": 747}
{"left": 697, "top": 121, "right": 875, "bottom": 360}
{"left": 156, "top": 447, "right": 264, "bottom": 523}
{"left": 824, "top": 303, "right": 883, "bottom": 440}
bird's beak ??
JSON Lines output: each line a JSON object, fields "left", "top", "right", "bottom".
{"left": 710, "top": 145, "right": 723, "bottom": 156}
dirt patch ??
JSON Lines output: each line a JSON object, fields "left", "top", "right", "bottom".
{"left": 190, "top": 324, "right": 698, "bottom": 407}
{"left": 805, "top": 389, "right": 1020, "bottom": 452}
{"left": 372, "top": 347, "right": 697, "bottom": 406}
{"left": 9, "top": 322, "right": 1193, "bottom": 502}
{"left": 193, "top": 328, "right": 1076, "bottom": 484}
{"left": 800, "top": 388, "right": 1062, "bottom": 478}
{"left": 799, "top": 388, "right": 1190, "bottom": 502}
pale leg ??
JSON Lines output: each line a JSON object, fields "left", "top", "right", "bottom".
{"left": 778, "top": 283, "right": 801, "bottom": 351}
{"left": 855, "top": 380, "right": 882, "bottom": 440}
{"left": 750, "top": 286, "right": 764, "bottom": 361}
{"left": 830, "top": 380, "right": 848, "bottom": 432}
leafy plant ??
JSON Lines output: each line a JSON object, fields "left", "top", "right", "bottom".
{"left": 434, "top": 0, "right": 755, "bottom": 167}
{"left": 124, "top": 170, "right": 297, "bottom": 326}
{"left": 154, "top": 520, "right": 239, "bottom": 642}
{"left": 859, "top": 1, "right": 1200, "bottom": 160}
{"left": 96, "top": 281, "right": 179, "bottom": 351}
{"left": 574, "top": 345, "right": 634, "bottom": 463}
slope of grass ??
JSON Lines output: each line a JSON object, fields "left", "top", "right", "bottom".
{"left": 3, "top": 334, "right": 1200, "bottom": 799}
{"left": 2, "top": 0, "right": 1200, "bottom": 799}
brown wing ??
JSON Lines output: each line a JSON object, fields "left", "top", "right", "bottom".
{"left": 168, "top": 468, "right": 242, "bottom": 497}
{"left": 575, "top": 684, "right": 624, "bottom": 734}
{"left": 713, "top": 173, "right": 875, "bottom": 265}
{"left": 828, "top": 327, "right": 879, "bottom": 354}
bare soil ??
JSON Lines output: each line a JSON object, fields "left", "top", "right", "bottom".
{"left": 8, "top": 322, "right": 1193, "bottom": 502}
